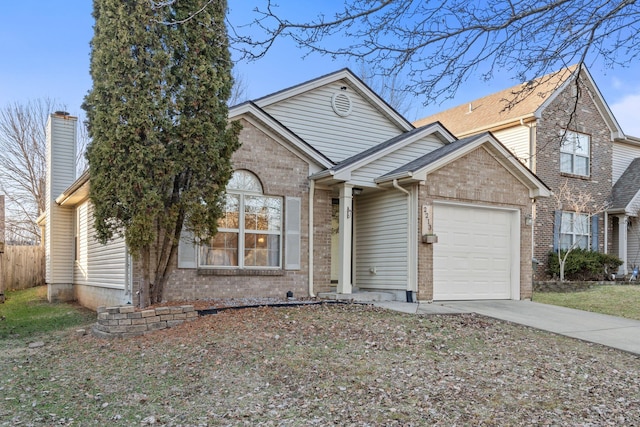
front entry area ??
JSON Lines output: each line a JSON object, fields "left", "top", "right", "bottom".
{"left": 433, "top": 203, "right": 519, "bottom": 300}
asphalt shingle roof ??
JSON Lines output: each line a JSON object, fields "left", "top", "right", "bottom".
{"left": 381, "top": 133, "right": 488, "bottom": 177}
{"left": 413, "top": 66, "right": 578, "bottom": 136}
{"left": 610, "top": 158, "right": 640, "bottom": 211}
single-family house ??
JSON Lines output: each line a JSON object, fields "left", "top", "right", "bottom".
{"left": 415, "top": 65, "right": 640, "bottom": 278}
{"left": 43, "top": 69, "right": 549, "bottom": 310}
{"left": 610, "top": 135, "right": 640, "bottom": 272}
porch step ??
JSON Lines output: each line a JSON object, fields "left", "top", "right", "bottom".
{"left": 318, "top": 290, "right": 397, "bottom": 302}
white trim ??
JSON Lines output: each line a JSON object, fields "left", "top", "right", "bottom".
{"left": 253, "top": 69, "right": 414, "bottom": 132}
{"left": 337, "top": 184, "right": 353, "bottom": 294}
{"left": 334, "top": 123, "right": 454, "bottom": 175}
{"left": 376, "top": 134, "right": 551, "bottom": 199}
{"left": 229, "top": 104, "right": 333, "bottom": 169}
{"left": 409, "top": 185, "right": 419, "bottom": 293}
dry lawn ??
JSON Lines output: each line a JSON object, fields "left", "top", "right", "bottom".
{"left": 1, "top": 303, "right": 639, "bottom": 426}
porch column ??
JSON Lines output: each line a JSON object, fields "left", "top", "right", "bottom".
{"left": 337, "top": 184, "right": 353, "bottom": 294}
{"left": 616, "top": 215, "right": 628, "bottom": 275}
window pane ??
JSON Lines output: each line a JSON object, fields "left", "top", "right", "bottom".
{"left": 574, "top": 214, "right": 589, "bottom": 235}
{"left": 219, "top": 194, "right": 240, "bottom": 229}
{"left": 245, "top": 196, "right": 282, "bottom": 231}
{"left": 560, "top": 138, "right": 574, "bottom": 154}
{"left": 574, "top": 134, "right": 590, "bottom": 156}
{"left": 560, "top": 153, "right": 573, "bottom": 174}
{"left": 574, "top": 156, "right": 589, "bottom": 176}
{"left": 575, "top": 235, "right": 588, "bottom": 249}
{"left": 227, "top": 170, "right": 262, "bottom": 193}
{"left": 559, "top": 234, "right": 572, "bottom": 251}
{"left": 244, "top": 234, "right": 280, "bottom": 267}
{"left": 561, "top": 212, "right": 574, "bottom": 233}
{"left": 200, "top": 232, "right": 238, "bottom": 266}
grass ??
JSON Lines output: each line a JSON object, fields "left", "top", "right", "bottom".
{"left": 0, "top": 290, "right": 639, "bottom": 425}
{"left": 0, "top": 286, "right": 96, "bottom": 340}
{"left": 533, "top": 284, "right": 640, "bottom": 320}
{"left": 0, "top": 304, "right": 639, "bottom": 426}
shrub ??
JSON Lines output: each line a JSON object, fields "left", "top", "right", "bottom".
{"left": 546, "top": 249, "right": 623, "bottom": 281}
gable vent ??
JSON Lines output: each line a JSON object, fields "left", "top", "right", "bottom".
{"left": 331, "top": 92, "right": 353, "bottom": 117}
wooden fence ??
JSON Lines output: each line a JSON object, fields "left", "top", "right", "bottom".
{"left": 0, "top": 245, "right": 45, "bottom": 292}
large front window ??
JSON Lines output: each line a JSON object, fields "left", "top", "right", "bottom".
{"left": 560, "top": 131, "right": 590, "bottom": 176}
{"left": 199, "top": 171, "right": 282, "bottom": 268}
{"left": 560, "top": 211, "right": 589, "bottom": 250}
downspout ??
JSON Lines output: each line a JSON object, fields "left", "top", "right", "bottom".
{"left": 308, "top": 179, "right": 316, "bottom": 297}
{"left": 604, "top": 211, "right": 608, "bottom": 254}
{"left": 393, "top": 179, "right": 413, "bottom": 302}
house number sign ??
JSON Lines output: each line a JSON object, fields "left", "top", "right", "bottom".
{"left": 421, "top": 204, "right": 433, "bottom": 234}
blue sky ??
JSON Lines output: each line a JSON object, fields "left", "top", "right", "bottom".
{"left": 2, "top": 1, "right": 640, "bottom": 135}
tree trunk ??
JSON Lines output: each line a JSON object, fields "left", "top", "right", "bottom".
{"left": 139, "top": 247, "right": 152, "bottom": 308}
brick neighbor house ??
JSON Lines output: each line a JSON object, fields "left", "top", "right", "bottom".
{"left": 43, "top": 69, "right": 549, "bottom": 310}
{"left": 415, "top": 65, "right": 640, "bottom": 279}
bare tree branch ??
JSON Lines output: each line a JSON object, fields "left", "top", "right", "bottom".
{"left": 0, "top": 99, "right": 57, "bottom": 244}
{"left": 553, "top": 179, "right": 610, "bottom": 280}
{"left": 229, "top": 0, "right": 640, "bottom": 104}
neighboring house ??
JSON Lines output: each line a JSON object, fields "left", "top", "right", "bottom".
{"left": 43, "top": 69, "right": 549, "bottom": 310}
{"left": 415, "top": 65, "right": 640, "bottom": 278}
{"left": 610, "top": 136, "right": 640, "bottom": 272}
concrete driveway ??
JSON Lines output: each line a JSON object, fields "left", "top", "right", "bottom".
{"left": 374, "top": 299, "right": 640, "bottom": 355}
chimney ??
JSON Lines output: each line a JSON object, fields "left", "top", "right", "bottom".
{"left": 45, "top": 112, "right": 78, "bottom": 302}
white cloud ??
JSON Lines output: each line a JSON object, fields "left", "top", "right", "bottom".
{"left": 610, "top": 91, "right": 640, "bottom": 137}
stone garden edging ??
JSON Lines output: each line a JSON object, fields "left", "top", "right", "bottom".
{"left": 92, "top": 305, "right": 198, "bottom": 339}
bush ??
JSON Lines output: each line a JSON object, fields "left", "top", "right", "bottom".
{"left": 546, "top": 249, "right": 623, "bottom": 281}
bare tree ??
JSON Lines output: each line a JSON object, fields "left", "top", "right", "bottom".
{"left": 357, "top": 63, "right": 414, "bottom": 117}
{"left": 0, "top": 99, "right": 53, "bottom": 244}
{"left": 553, "top": 180, "right": 609, "bottom": 281}
{"left": 0, "top": 99, "right": 87, "bottom": 244}
{"left": 229, "top": 69, "right": 250, "bottom": 106}
{"left": 76, "top": 112, "right": 91, "bottom": 175}
{"left": 230, "top": 0, "right": 640, "bottom": 105}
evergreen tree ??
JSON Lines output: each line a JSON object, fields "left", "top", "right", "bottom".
{"left": 83, "top": 0, "right": 241, "bottom": 307}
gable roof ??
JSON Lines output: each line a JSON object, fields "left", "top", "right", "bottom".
{"left": 414, "top": 65, "right": 625, "bottom": 140}
{"left": 376, "top": 132, "right": 551, "bottom": 199}
{"left": 253, "top": 68, "right": 414, "bottom": 132}
{"left": 310, "top": 121, "right": 455, "bottom": 183}
{"left": 609, "top": 157, "right": 640, "bottom": 215}
{"left": 229, "top": 101, "right": 334, "bottom": 168}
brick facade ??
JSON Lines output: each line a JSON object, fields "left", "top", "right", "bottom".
{"left": 417, "top": 146, "right": 533, "bottom": 300}
{"left": 532, "top": 80, "right": 613, "bottom": 278}
{"left": 155, "top": 118, "right": 333, "bottom": 302}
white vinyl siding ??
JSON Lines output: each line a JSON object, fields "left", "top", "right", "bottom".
{"left": 263, "top": 80, "right": 403, "bottom": 162}
{"left": 350, "top": 135, "right": 444, "bottom": 187}
{"left": 355, "top": 191, "right": 408, "bottom": 290}
{"left": 612, "top": 140, "right": 640, "bottom": 183}
{"left": 74, "top": 201, "right": 127, "bottom": 288}
{"left": 493, "top": 126, "right": 531, "bottom": 168}
{"left": 45, "top": 115, "right": 77, "bottom": 284}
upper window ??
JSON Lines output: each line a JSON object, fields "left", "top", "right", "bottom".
{"left": 560, "top": 131, "right": 590, "bottom": 176}
{"left": 560, "top": 211, "right": 589, "bottom": 250}
{"left": 199, "top": 170, "right": 282, "bottom": 268}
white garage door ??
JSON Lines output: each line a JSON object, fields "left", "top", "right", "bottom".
{"left": 433, "top": 204, "right": 514, "bottom": 300}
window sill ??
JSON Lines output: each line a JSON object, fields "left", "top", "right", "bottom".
{"left": 197, "top": 268, "right": 284, "bottom": 276}
{"left": 560, "top": 172, "right": 590, "bottom": 181}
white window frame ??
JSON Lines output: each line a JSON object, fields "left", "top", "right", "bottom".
{"left": 560, "top": 211, "right": 590, "bottom": 250}
{"left": 198, "top": 171, "right": 283, "bottom": 269}
{"left": 560, "top": 130, "right": 590, "bottom": 176}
